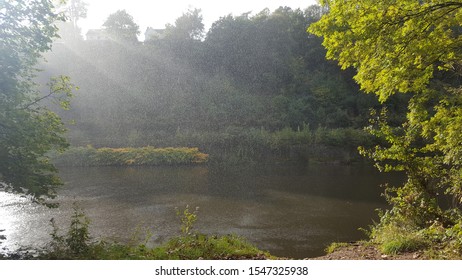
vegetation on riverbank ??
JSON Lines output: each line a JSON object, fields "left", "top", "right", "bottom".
{"left": 51, "top": 127, "right": 376, "bottom": 165}
{"left": 52, "top": 146, "right": 209, "bottom": 166}
{"left": 321, "top": 215, "right": 462, "bottom": 259}
{"left": 40, "top": 233, "right": 271, "bottom": 260}
{"left": 45, "top": 6, "right": 408, "bottom": 157}
{"left": 4, "top": 205, "right": 272, "bottom": 260}
{"left": 0, "top": 205, "right": 271, "bottom": 260}
{"left": 368, "top": 218, "right": 462, "bottom": 259}
{"left": 310, "top": 0, "right": 462, "bottom": 260}
{"left": 320, "top": 238, "right": 462, "bottom": 260}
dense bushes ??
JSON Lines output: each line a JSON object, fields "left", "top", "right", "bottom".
{"left": 52, "top": 146, "right": 208, "bottom": 166}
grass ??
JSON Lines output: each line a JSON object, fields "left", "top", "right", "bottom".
{"left": 320, "top": 221, "right": 462, "bottom": 259}
{"left": 325, "top": 242, "right": 350, "bottom": 254}
{"left": 52, "top": 146, "right": 209, "bottom": 166}
{"left": 41, "top": 234, "right": 271, "bottom": 260}
{"left": 150, "top": 234, "right": 271, "bottom": 260}
{"left": 380, "top": 237, "right": 427, "bottom": 255}
{"left": 36, "top": 204, "right": 272, "bottom": 260}
{"left": 322, "top": 220, "right": 462, "bottom": 259}
{"left": 371, "top": 223, "right": 428, "bottom": 255}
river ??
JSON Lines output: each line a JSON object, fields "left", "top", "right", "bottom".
{"left": 0, "top": 163, "right": 403, "bottom": 258}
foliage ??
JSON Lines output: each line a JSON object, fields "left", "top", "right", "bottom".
{"left": 48, "top": 203, "right": 91, "bottom": 258}
{"left": 164, "top": 8, "right": 204, "bottom": 41}
{"left": 370, "top": 222, "right": 429, "bottom": 255}
{"left": 42, "top": 205, "right": 271, "bottom": 260}
{"left": 103, "top": 9, "right": 140, "bottom": 42}
{"left": 310, "top": 0, "right": 462, "bottom": 257}
{"left": 42, "top": 5, "right": 391, "bottom": 160}
{"left": 155, "top": 233, "right": 271, "bottom": 260}
{"left": 0, "top": 0, "right": 74, "bottom": 204}
{"left": 367, "top": 213, "right": 462, "bottom": 257}
{"left": 176, "top": 205, "right": 199, "bottom": 235}
{"left": 309, "top": 0, "right": 462, "bottom": 102}
{"left": 52, "top": 146, "right": 209, "bottom": 166}
{"left": 45, "top": 233, "right": 271, "bottom": 260}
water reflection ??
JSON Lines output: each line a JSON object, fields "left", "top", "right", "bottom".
{"left": 0, "top": 164, "right": 403, "bottom": 258}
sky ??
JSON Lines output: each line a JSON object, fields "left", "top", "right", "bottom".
{"left": 79, "top": 0, "right": 319, "bottom": 40}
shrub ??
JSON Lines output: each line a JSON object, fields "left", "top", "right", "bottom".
{"left": 46, "top": 203, "right": 92, "bottom": 259}
{"left": 176, "top": 205, "right": 199, "bottom": 235}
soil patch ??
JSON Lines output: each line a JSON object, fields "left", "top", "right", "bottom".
{"left": 311, "top": 242, "right": 425, "bottom": 260}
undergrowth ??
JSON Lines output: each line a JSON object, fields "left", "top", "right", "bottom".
{"left": 365, "top": 209, "right": 462, "bottom": 259}
{"left": 40, "top": 204, "right": 272, "bottom": 260}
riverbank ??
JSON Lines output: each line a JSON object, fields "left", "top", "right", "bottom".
{"left": 2, "top": 241, "right": 449, "bottom": 260}
{"left": 312, "top": 242, "right": 426, "bottom": 260}
{"left": 312, "top": 241, "right": 462, "bottom": 260}
{"left": 0, "top": 205, "right": 274, "bottom": 260}
{"left": 0, "top": 237, "right": 274, "bottom": 260}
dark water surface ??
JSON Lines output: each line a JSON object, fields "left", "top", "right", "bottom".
{"left": 0, "top": 163, "right": 403, "bottom": 258}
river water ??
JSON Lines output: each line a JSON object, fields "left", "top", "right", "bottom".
{"left": 0, "top": 163, "right": 403, "bottom": 258}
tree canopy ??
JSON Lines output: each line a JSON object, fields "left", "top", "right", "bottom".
{"left": 310, "top": 0, "right": 462, "bottom": 101}
{"left": 310, "top": 0, "right": 462, "bottom": 253}
{"left": 44, "top": 6, "right": 382, "bottom": 149}
{"left": 164, "top": 8, "right": 205, "bottom": 41}
{"left": 103, "top": 9, "right": 140, "bottom": 43}
{"left": 0, "top": 0, "right": 74, "bottom": 204}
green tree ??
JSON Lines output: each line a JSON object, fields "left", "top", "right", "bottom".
{"left": 310, "top": 0, "right": 462, "bottom": 252}
{"left": 164, "top": 8, "right": 204, "bottom": 41}
{"left": 161, "top": 8, "right": 205, "bottom": 62}
{"left": 103, "top": 9, "right": 140, "bottom": 43}
{"left": 0, "top": 0, "right": 74, "bottom": 204}
{"left": 56, "top": 0, "right": 88, "bottom": 41}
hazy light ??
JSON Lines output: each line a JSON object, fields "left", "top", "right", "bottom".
{"left": 79, "top": 0, "right": 318, "bottom": 40}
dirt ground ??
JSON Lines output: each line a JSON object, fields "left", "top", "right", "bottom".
{"left": 311, "top": 242, "right": 426, "bottom": 260}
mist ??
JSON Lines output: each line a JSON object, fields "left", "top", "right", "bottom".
{"left": 41, "top": 5, "right": 391, "bottom": 158}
